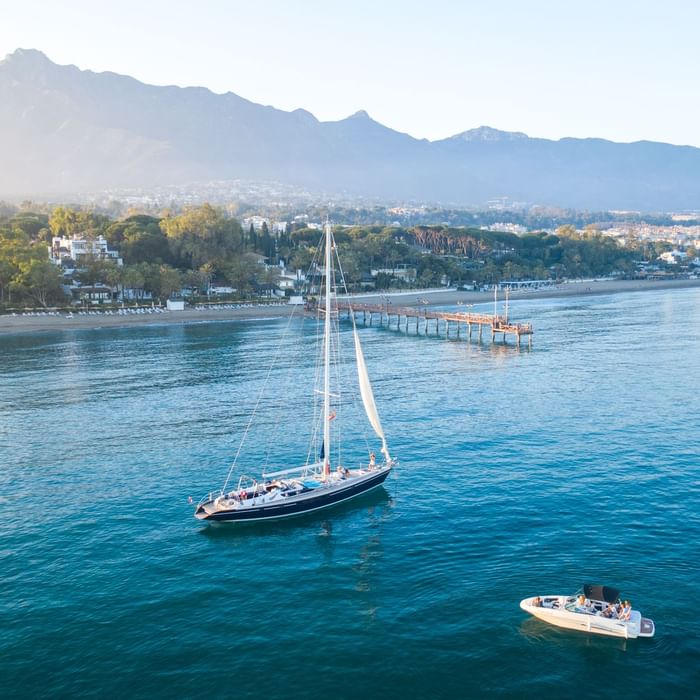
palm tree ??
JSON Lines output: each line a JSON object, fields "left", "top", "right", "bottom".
{"left": 103, "top": 263, "right": 123, "bottom": 302}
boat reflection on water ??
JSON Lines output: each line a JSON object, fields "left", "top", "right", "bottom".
{"left": 199, "top": 488, "right": 393, "bottom": 622}
{"left": 518, "top": 616, "right": 630, "bottom": 652}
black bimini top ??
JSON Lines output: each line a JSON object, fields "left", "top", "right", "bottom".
{"left": 583, "top": 584, "right": 621, "bottom": 603}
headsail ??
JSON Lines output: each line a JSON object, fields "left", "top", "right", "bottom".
{"left": 353, "top": 328, "right": 391, "bottom": 462}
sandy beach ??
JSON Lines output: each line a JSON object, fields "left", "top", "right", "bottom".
{"left": 1, "top": 278, "right": 699, "bottom": 335}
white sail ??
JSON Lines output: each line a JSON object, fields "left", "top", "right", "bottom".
{"left": 353, "top": 328, "right": 390, "bottom": 461}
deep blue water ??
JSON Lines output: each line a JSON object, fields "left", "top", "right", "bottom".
{"left": 1, "top": 288, "right": 699, "bottom": 699}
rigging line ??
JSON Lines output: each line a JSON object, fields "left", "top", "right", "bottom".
{"left": 332, "top": 236, "right": 374, "bottom": 456}
{"left": 307, "top": 311, "right": 324, "bottom": 464}
{"left": 264, "top": 238, "right": 324, "bottom": 471}
{"left": 266, "top": 238, "right": 328, "bottom": 471}
{"left": 221, "top": 293, "right": 303, "bottom": 494}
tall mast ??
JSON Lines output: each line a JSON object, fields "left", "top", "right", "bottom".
{"left": 323, "top": 220, "right": 332, "bottom": 478}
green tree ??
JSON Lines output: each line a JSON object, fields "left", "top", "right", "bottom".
{"left": 122, "top": 266, "right": 146, "bottom": 300}
{"left": 160, "top": 204, "right": 243, "bottom": 269}
{"left": 153, "top": 265, "right": 182, "bottom": 301}
{"left": 48, "top": 207, "right": 107, "bottom": 240}
{"left": 49, "top": 207, "right": 79, "bottom": 238}
{"left": 17, "top": 259, "right": 65, "bottom": 308}
{"left": 120, "top": 227, "right": 172, "bottom": 265}
{"left": 222, "top": 255, "right": 260, "bottom": 296}
{"left": 103, "top": 262, "right": 123, "bottom": 298}
{"left": 259, "top": 222, "right": 275, "bottom": 259}
{"left": 0, "top": 227, "right": 34, "bottom": 303}
{"left": 199, "top": 263, "right": 214, "bottom": 296}
{"left": 248, "top": 223, "right": 257, "bottom": 251}
{"left": 0, "top": 258, "right": 15, "bottom": 303}
{"left": 76, "top": 255, "right": 109, "bottom": 286}
{"left": 11, "top": 213, "right": 49, "bottom": 240}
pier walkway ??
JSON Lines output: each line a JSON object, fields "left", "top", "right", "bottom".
{"left": 335, "top": 301, "right": 533, "bottom": 347}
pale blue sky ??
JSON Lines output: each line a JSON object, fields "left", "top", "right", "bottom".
{"left": 1, "top": 0, "right": 699, "bottom": 145}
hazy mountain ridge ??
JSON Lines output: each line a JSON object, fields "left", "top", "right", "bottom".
{"left": 1, "top": 48, "right": 699, "bottom": 210}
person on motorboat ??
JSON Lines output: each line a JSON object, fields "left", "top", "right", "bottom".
{"left": 619, "top": 600, "right": 632, "bottom": 620}
{"left": 576, "top": 594, "right": 592, "bottom": 612}
{"left": 601, "top": 603, "right": 618, "bottom": 619}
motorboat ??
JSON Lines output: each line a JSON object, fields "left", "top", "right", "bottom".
{"left": 520, "top": 584, "right": 655, "bottom": 639}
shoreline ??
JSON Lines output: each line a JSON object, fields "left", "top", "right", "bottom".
{"left": 1, "top": 278, "right": 699, "bottom": 336}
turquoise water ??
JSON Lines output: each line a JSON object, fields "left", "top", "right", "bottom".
{"left": 1, "top": 289, "right": 699, "bottom": 699}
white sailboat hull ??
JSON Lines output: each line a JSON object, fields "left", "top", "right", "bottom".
{"left": 520, "top": 596, "right": 655, "bottom": 638}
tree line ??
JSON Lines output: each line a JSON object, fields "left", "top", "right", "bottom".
{"left": 0, "top": 204, "right": 666, "bottom": 309}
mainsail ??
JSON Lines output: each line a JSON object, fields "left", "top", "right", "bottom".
{"left": 353, "top": 328, "right": 391, "bottom": 462}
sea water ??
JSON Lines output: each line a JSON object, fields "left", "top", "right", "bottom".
{"left": 1, "top": 288, "right": 699, "bottom": 699}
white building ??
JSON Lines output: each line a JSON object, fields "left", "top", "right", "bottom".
{"left": 659, "top": 250, "right": 687, "bottom": 264}
{"left": 49, "top": 236, "right": 123, "bottom": 266}
{"left": 371, "top": 266, "right": 417, "bottom": 282}
{"left": 277, "top": 265, "right": 305, "bottom": 291}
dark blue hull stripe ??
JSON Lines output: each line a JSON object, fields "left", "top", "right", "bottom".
{"left": 203, "top": 470, "right": 390, "bottom": 522}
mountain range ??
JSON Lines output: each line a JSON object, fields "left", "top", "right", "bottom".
{"left": 1, "top": 48, "right": 699, "bottom": 211}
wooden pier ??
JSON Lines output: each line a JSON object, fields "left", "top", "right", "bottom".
{"left": 335, "top": 301, "right": 533, "bottom": 347}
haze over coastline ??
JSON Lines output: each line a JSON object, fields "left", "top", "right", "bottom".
{"left": 3, "top": 48, "right": 700, "bottom": 210}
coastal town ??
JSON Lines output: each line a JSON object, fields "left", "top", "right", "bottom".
{"left": 2, "top": 201, "right": 699, "bottom": 321}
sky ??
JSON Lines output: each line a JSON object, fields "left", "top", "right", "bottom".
{"left": 1, "top": 0, "right": 699, "bottom": 146}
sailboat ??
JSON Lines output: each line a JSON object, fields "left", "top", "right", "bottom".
{"left": 194, "top": 222, "right": 395, "bottom": 523}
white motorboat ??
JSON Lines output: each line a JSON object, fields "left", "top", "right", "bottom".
{"left": 520, "top": 584, "right": 655, "bottom": 639}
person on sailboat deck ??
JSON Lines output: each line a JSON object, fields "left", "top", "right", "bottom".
{"left": 369, "top": 452, "right": 376, "bottom": 469}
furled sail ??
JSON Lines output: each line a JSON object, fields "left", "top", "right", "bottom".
{"left": 353, "top": 329, "right": 391, "bottom": 462}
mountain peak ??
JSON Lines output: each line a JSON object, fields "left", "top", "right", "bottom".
{"left": 450, "top": 125, "right": 528, "bottom": 142}
{"left": 291, "top": 107, "right": 318, "bottom": 123}
{"left": 348, "top": 109, "right": 371, "bottom": 120}
{"left": 2, "top": 47, "right": 51, "bottom": 66}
